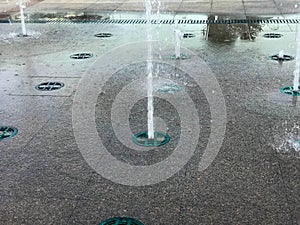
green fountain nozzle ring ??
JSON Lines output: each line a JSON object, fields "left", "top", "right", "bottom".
{"left": 280, "top": 86, "right": 300, "bottom": 96}
{"left": 0, "top": 126, "right": 18, "bottom": 141}
{"left": 99, "top": 217, "right": 144, "bottom": 225}
{"left": 155, "top": 83, "right": 182, "bottom": 93}
{"left": 170, "top": 53, "right": 190, "bottom": 60}
{"left": 133, "top": 131, "right": 170, "bottom": 147}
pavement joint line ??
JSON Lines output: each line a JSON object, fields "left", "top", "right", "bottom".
{"left": 66, "top": 172, "right": 96, "bottom": 224}
{"left": 4, "top": 95, "right": 72, "bottom": 155}
{"left": 115, "top": 0, "right": 128, "bottom": 12}
{"left": 8, "top": 94, "right": 72, "bottom": 97}
{"left": 30, "top": 76, "right": 82, "bottom": 78}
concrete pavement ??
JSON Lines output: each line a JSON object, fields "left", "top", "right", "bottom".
{"left": 1, "top": 0, "right": 300, "bottom": 17}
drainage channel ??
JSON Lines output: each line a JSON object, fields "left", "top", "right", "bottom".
{"left": 2, "top": 18, "right": 300, "bottom": 25}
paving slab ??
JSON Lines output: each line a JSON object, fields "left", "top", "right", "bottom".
{"left": 1, "top": 0, "right": 300, "bottom": 17}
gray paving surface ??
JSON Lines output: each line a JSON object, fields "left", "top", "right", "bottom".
{"left": 1, "top": 0, "right": 300, "bottom": 16}
{"left": 0, "top": 3, "right": 300, "bottom": 225}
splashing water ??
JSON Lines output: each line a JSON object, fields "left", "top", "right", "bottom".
{"left": 17, "top": 0, "right": 28, "bottom": 36}
{"left": 0, "top": 30, "right": 41, "bottom": 44}
{"left": 145, "top": 0, "right": 154, "bottom": 139}
{"left": 174, "top": 19, "right": 182, "bottom": 59}
{"left": 274, "top": 123, "right": 300, "bottom": 159}
{"left": 293, "top": 24, "right": 300, "bottom": 91}
{"left": 278, "top": 50, "right": 284, "bottom": 59}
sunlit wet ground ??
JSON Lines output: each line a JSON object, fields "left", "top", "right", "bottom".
{"left": 0, "top": 9, "right": 300, "bottom": 225}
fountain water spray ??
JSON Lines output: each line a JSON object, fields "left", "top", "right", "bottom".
{"left": 174, "top": 19, "right": 182, "bottom": 59}
{"left": 145, "top": 0, "right": 155, "bottom": 139}
{"left": 17, "top": 0, "right": 27, "bottom": 36}
{"left": 281, "top": 23, "right": 300, "bottom": 96}
{"left": 132, "top": 0, "right": 171, "bottom": 147}
{"left": 293, "top": 24, "right": 300, "bottom": 92}
{"left": 278, "top": 50, "right": 284, "bottom": 60}
{"left": 274, "top": 122, "right": 300, "bottom": 158}
{"left": 170, "top": 19, "right": 189, "bottom": 60}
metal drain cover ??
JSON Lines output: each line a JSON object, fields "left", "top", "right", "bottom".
{"left": 270, "top": 54, "right": 294, "bottom": 61}
{"left": 183, "top": 33, "right": 195, "bottom": 38}
{"left": 133, "top": 131, "right": 170, "bottom": 147}
{"left": 95, "top": 33, "right": 112, "bottom": 38}
{"left": 35, "top": 82, "right": 64, "bottom": 91}
{"left": 70, "top": 53, "right": 93, "bottom": 59}
{"left": 170, "top": 53, "right": 190, "bottom": 60}
{"left": 99, "top": 217, "right": 144, "bottom": 225}
{"left": 263, "top": 33, "right": 283, "bottom": 38}
{"left": 0, "top": 126, "right": 18, "bottom": 140}
{"left": 17, "top": 34, "right": 29, "bottom": 37}
{"left": 156, "top": 83, "right": 182, "bottom": 93}
{"left": 280, "top": 86, "right": 300, "bottom": 96}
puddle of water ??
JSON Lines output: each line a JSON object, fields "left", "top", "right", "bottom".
{"left": 0, "top": 30, "right": 41, "bottom": 43}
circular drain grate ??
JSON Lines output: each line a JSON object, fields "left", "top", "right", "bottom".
{"left": 133, "top": 131, "right": 170, "bottom": 147}
{"left": 99, "top": 217, "right": 144, "bottom": 225}
{"left": 280, "top": 86, "right": 300, "bottom": 96}
{"left": 170, "top": 53, "right": 190, "bottom": 60}
{"left": 270, "top": 54, "right": 294, "bottom": 61}
{"left": 70, "top": 53, "right": 93, "bottom": 59}
{"left": 263, "top": 33, "right": 283, "bottom": 38}
{"left": 17, "top": 34, "right": 29, "bottom": 37}
{"left": 156, "top": 83, "right": 182, "bottom": 93}
{"left": 35, "top": 82, "right": 64, "bottom": 91}
{"left": 0, "top": 127, "right": 18, "bottom": 140}
{"left": 183, "top": 33, "right": 195, "bottom": 38}
{"left": 94, "top": 33, "right": 113, "bottom": 38}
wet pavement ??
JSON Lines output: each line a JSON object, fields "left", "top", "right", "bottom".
{"left": 0, "top": 3, "right": 300, "bottom": 225}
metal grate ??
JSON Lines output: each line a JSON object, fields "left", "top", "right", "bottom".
{"left": 99, "top": 217, "right": 144, "bottom": 225}
{"left": 270, "top": 54, "right": 294, "bottom": 61}
{"left": 183, "top": 33, "right": 195, "bottom": 38}
{"left": 263, "top": 33, "right": 283, "bottom": 38}
{"left": 95, "top": 33, "right": 113, "bottom": 38}
{"left": 35, "top": 82, "right": 64, "bottom": 91}
{"left": 70, "top": 53, "right": 93, "bottom": 59}
{"left": 0, "top": 126, "right": 18, "bottom": 140}
{"left": 5, "top": 18, "right": 300, "bottom": 25}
